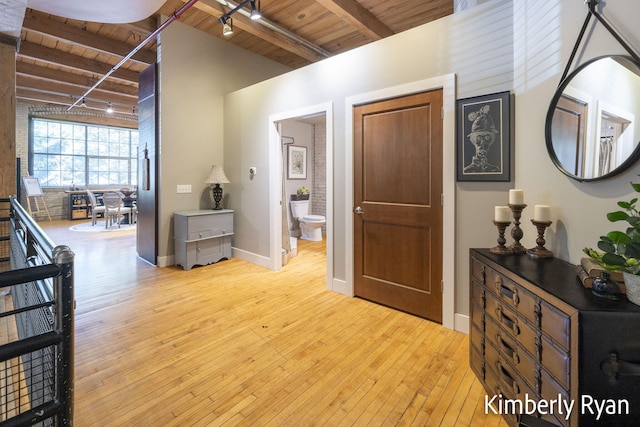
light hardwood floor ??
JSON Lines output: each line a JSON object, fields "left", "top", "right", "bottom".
{"left": 39, "top": 220, "right": 507, "bottom": 427}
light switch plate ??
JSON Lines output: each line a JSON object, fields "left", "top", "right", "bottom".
{"left": 177, "top": 184, "right": 192, "bottom": 193}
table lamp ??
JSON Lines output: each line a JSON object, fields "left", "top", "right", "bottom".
{"left": 205, "top": 165, "right": 230, "bottom": 210}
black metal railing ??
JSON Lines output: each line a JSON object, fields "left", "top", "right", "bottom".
{"left": 0, "top": 198, "right": 10, "bottom": 273}
{"left": 0, "top": 196, "right": 74, "bottom": 426}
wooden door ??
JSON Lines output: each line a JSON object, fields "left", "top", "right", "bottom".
{"left": 552, "top": 94, "right": 587, "bottom": 176}
{"left": 353, "top": 90, "right": 443, "bottom": 322}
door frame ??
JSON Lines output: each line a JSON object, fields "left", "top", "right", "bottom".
{"left": 345, "top": 75, "right": 456, "bottom": 330}
{"left": 268, "top": 102, "right": 334, "bottom": 287}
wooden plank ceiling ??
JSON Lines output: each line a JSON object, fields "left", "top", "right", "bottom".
{"left": 16, "top": 0, "right": 453, "bottom": 119}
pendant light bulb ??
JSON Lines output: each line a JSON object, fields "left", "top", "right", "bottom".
{"left": 80, "top": 97, "right": 86, "bottom": 108}
{"left": 106, "top": 102, "right": 114, "bottom": 114}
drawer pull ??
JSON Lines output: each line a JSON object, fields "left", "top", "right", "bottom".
{"left": 499, "top": 336, "right": 520, "bottom": 365}
{"left": 601, "top": 352, "right": 640, "bottom": 381}
{"left": 495, "top": 306, "right": 520, "bottom": 335}
{"left": 496, "top": 361, "right": 520, "bottom": 395}
{"left": 499, "top": 283, "right": 520, "bottom": 306}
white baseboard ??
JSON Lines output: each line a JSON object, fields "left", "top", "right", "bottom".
{"left": 454, "top": 313, "right": 469, "bottom": 334}
{"left": 330, "top": 278, "right": 352, "bottom": 296}
{"left": 156, "top": 255, "right": 173, "bottom": 267}
{"left": 232, "top": 247, "right": 272, "bottom": 269}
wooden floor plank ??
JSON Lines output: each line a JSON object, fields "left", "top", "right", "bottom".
{"left": 35, "top": 220, "right": 508, "bottom": 426}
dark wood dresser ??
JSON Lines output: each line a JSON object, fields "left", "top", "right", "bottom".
{"left": 470, "top": 248, "right": 640, "bottom": 427}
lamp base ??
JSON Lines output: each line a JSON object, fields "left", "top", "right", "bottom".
{"left": 211, "top": 184, "right": 223, "bottom": 210}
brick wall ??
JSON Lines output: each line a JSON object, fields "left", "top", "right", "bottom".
{"left": 312, "top": 122, "right": 326, "bottom": 235}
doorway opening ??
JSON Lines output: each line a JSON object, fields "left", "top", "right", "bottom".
{"left": 269, "top": 103, "right": 333, "bottom": 292}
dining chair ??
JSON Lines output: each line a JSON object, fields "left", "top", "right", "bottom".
{"left": 102, "top": 191, "right": 124, "bottom": 228}
{"left": 86, "top": 189, "right": 106, "bottom": 226}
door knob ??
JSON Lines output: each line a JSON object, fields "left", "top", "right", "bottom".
{"left": 354, "top": 206, "right": 364, "bottom": 214}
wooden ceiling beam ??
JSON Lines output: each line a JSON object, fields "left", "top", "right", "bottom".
{"left": 16, "top": 62, "right": 138, "bottom": 97}
{"left": 17, "top": 74, "right": 137, "bottom": 105}
{"left": 193, "top": 0, "right": 327, "bottom": 63}
{"left": 22, "top": 12, "right": 156, "bottom": 66}
{"left": 316, "top": 0, "right": 394, "bottom": 40}
{"left": 18, "top": 41, "right": 139, "bottom": 84}
{"left": 16, "top": 86, "right": 137, "bottom": 111}
{"left": 16, "top": 91, "right": 138, "bottom": 121}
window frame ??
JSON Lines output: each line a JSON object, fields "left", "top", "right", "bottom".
{"left": 29, "top": 117, "right": 138, "bottom": 188}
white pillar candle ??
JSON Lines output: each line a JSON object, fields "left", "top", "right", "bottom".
{"left": 534, "top": 205, "right": 551, "bottom": 222}
{"left": 495, "top": 206, "right": 511, "bottom": 222}
{"left": 509, "top": 189, "right": 524, "bottom": 205}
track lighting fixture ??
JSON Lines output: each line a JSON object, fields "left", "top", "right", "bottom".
{"left": 250, "top": 0, "right": 261, "bottom": 20}
{"left": 220, "top": 16, "right": 233, "bottom": 36}
{"left": 106, "top": 102, "right": 114, "bottom": 114}
{"left": 219, "top": 0, "right": 261, "bottom": 35}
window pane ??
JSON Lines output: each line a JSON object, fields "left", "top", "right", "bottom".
{"left": 61, "top": 124, "right": 74, "bottom": 139}
{"left": 61, "top": 139, "right": 73, "bottom": 155}
{"left": 47, "top": 139, "right": 61, "bottom": 154}
{"left": 30, "top": 118, "right": 137, "bottom": 187}
{"left": 33, "top": 121, "right": 48, "bottom": 137}
{"left": 33, "top": 137, "right": 47, "bottom": 152}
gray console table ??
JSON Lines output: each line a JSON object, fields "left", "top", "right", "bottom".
{"left": 174, "top": 209, "right": 233, "bottom": 271}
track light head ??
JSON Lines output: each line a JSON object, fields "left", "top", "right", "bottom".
{"left": 220, "top": 16, "right": 233, "bottom": 35}
{"left": 250, "top": 0, "right": 261, "bottom": 20}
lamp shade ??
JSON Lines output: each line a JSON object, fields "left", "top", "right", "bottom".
{"left": 205, "top": 165, "right": 230, "bottom": 185}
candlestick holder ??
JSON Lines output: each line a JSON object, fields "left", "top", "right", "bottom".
{"left": 507, "top": 203, "right": 527, "bottom": 254}
{"left": 490, "top": 221, "right": 512, "bottom": 255}
{"left": 527, "top": 220, "right": 553, "bottom": 258}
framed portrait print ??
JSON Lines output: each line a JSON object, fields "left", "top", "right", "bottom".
{"left": 456, "top": 91, "right": 512, "bottom": 182}
{"left": 287, "top": 145, "right": 307, "bottom": 179}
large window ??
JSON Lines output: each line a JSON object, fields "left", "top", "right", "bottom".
{"left": 30, "top": 118, "right": 138, "bottom": 187}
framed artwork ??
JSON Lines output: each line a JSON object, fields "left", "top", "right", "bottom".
{"left": 23, "top": 176, "right": 43, "bottom": 196}
{"left": 287, "top": 145, "right": 307, "bottom": 179}
{"left": 456, "top": 91, "right": 512, "bottom": 181}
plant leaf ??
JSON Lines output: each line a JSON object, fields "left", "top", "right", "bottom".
{"left": 626, "top": 242, "right": 640, "bottom": 259}
{"left": 598, "top": 240, "right": 616, "bottom": 253}
{"left": 606, "top": 231, "right": 632, "bottom": 244}
{"left": 602, "top": 252, "right": 626, "bottom": 266}
{"left": 607, "top": 211, "right": 629, "bottom": 222}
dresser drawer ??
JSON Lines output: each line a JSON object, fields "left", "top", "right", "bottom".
{"left": 485, "top": 291, "right": 538, "bottom": 358}
{"left": 541, "top": 335, "right": 570, "bottom": 390}
{"left": 186, "top": 213, "right": 233, "bottom": 240}
{"left": 541, "top": 300, "right": 570, "bottom": 351}
{"left": 471, "top": 279, "right": 484, "bottom": 308}
{"left": 470, "top": 300, "right": 484, "bottom": 333}
{"left": 470, "top": 256, "right": 486, "bottom": 284}
{"left": 540, "top": 369, "right": 570, "bottom": 427}
{"left": 470, "top": 325, "right": 484, "bottom": 379}
{"left": 485, "top": 267, "right": 538, "bottom": 324}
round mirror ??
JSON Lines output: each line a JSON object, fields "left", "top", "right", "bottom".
{"left": 545, "top": 55, "right": 640, "bottom": 181}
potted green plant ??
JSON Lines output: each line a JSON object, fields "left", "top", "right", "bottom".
{"left": 291, "top": 186, "right": 310, "bottom": 201}
{"left": 584, "top": 176, "right": 640, "bottom": 304}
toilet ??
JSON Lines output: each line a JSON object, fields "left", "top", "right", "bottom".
{"left": 290, "top": 200, "right": 326, "bottom": 241}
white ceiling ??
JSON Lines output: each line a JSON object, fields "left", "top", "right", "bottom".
{"left": 0, "top": 0, "right": 27, "bottom": 38}
{"left": 26, "top": 0, "right": 166, "bottom": 23}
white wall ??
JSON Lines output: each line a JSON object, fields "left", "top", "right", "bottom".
{"left": 156, "top": 21, "right": 290, "bottom": 265}
{"left": 221, "top": 0, "right": 640, "bottom": 327}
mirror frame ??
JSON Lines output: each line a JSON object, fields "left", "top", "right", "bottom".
{"left": 545, "top": 54, "right": 640, "bottom": 182}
